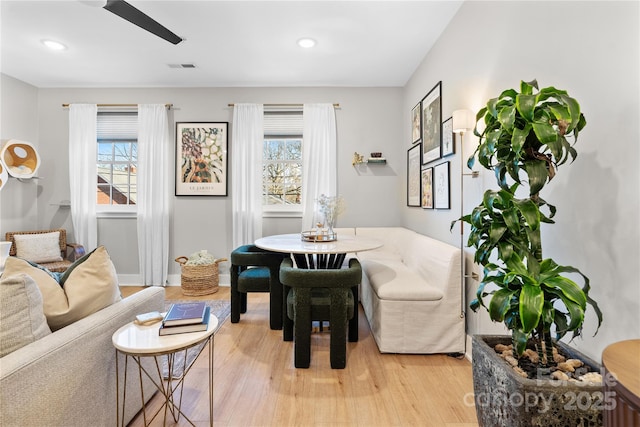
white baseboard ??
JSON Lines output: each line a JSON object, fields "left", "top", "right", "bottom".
{"left": 465, "top": 334, "right": 473, "bottom": 362}
{"left": 118, "top": 273, "right": 231, "bottom": 287}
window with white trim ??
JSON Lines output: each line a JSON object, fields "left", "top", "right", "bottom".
{"left": 96, "top": 112, "right": 137, "bottom": 213}
{"left": 263, "top": 110, "right": 303, "bottom": 215}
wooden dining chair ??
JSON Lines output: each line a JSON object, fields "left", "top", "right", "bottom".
{"left": 229, "top": 245, "right": 289, "bottom": 330}
{"left": 279, "top": 257, "right": 362, "bottom": 369}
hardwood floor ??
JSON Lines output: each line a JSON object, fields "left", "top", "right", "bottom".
{"left": 120, "top": 286, "right": 479, "bottom": 427}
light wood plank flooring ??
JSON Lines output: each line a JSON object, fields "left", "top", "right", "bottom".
{"left": 120, "top": 286, "right": 479, "bottom": 427}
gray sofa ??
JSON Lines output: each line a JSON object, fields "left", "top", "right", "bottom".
{"left": 0, "top": 286, "right": 165, "bottom": 427}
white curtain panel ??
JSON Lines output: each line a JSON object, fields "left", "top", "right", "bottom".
{"left": 68, "top": 104, "right": 98, "bottom": 251}
{"left": 301, "top": 104, "right": 337, "bottom": 231}
{"left": 137, "top": 104, "right": 170, "bottom": 286}
{"left": 232, "top": 103, "right": 264, "bottom": 249}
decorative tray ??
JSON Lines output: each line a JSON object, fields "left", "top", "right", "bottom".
{"left": 301, "top": 230, "right": 337, "bottom": 242}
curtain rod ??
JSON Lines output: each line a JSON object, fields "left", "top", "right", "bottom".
{"left": 62, "top": 103, "right": 173, "bottom": 109}
{"left": 227, "top": 103, "right": 339, "bottom": 108}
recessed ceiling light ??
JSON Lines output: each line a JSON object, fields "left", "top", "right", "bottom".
{"left": 297, "top": 38, "right": 316, "bottom": 48}
{"left": 42, "top": 40, "right": 67, "bottom": 51}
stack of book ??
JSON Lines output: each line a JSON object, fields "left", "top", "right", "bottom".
{"left": 159, "top": 301, "right": 211, "bottom": 336}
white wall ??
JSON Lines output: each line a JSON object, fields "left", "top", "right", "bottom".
{"left": 8, "top": 86, "right": 403, "bottom": 279}
{"left": 0, "top": 74, "right": 39, "bottom": 234}
{"left": 402, "top": 1, "right": 640, "bottom": 360}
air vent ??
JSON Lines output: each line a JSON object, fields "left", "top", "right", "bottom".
{"left": 168, "top": 63, "right": 196, "bottom": 69}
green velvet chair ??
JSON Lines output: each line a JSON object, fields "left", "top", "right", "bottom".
{"left": 230, "top": 245, "right": 288, "bottom": 330}
{"left": 279, "top": 257, "right": 362, "bottom": 369}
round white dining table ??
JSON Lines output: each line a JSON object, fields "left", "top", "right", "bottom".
{"left": 254, "top": 233, "right": 382, "bottom": 269}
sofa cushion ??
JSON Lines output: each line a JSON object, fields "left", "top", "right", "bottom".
{"left": 13, "top": 231, "right": 63, "bottom": 264}
{"left": 360, "top": 259, "right": 443, "bottom": 301}
{"left": 0, "top": 273, "right": 52, "bottom": 357}
{"left": 2, "top": 246, "right": 122, "bottom": 331}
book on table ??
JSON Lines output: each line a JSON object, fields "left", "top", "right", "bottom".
{"left": 163, "top": 301, "right": 207, "bottom": 326}
{"left": 159, "top": 306, "right": 211, "bottom": 336}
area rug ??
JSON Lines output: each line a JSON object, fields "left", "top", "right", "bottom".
{"left": 161, "top": 299, "right": 230, "bottom": 379}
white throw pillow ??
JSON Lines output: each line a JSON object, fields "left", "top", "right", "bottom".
{"left": 13, "top": 231, "right": 63, "bottom": 264}
{"left": 0, "top": 273, "right": 52, "bottom": 357}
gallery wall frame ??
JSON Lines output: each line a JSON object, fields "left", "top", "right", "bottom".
{"left": 421, "top": 166, "right": 433, "bottom": 209}
{"left": 407, "top": 143, "right": 422, "bottom": 207}
{"left": 421, "top": 81, "right": 442, "bottom": 164}
{"left": 175, "top": 122, "right": 228, "bottom": 196}
{"left": 411, "top": 102, "right": 421, "bottom": 145}
{"left": 442, "top": 116, "right": 454, "bottom": 157}
{"left": 433, "top": 161, "right": 450, "bottom": 209}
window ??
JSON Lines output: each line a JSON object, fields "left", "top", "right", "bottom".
{"left": 96, "top": 112, "right": 137, "bottom": 213}
{"left": 263, "top": 110, "right": 303, "bottom": 215}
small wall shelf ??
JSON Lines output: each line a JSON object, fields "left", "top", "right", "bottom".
{"left": 366, "top": 158, "right": 387, "bottom": 165}
{"left": 51, "top": 200, "right": 71, "bottom": 208}
{"left": 352, "top": 152, "right": 387, "bottom": 166}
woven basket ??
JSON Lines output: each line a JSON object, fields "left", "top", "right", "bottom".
{"left": 175, "top": 256, "right": 227, "bottom": 296}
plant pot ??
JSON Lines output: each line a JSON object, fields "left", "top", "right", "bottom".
{"left": 472, "top": 335, "right": 603, "bottom": 427}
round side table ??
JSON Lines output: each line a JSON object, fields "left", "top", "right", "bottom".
{"left": 602, "top": 339, "right": 640, "bottom": 427}
{"left": 112, "top": 314, "right": 218, "bottom": 426}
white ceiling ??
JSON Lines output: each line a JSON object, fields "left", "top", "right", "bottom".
{"left": 0, "top": 1, "right": 462, "bottom": 88}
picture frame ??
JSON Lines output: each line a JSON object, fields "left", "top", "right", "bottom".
{"left": 442, "top": 116, "right": 454, "bottom": 157}
{"left": 175, "top": 122, "right": 228, "bottom": 196}
{"left": 407, "top": 143, "right": 422, "bottom": 207}
{"left": 421, "top": 81, "right": 442, "bottom": 164}
{"left": 434, "top": 161, "right": 450, "bottom": 209}
{"left": 421, "top": 167, "right": 433, "bottom": 209}
{"left": 411, "top": 102, "right": 421, "bottom": 145}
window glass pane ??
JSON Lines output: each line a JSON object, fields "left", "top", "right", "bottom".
{"left": 97, "top": 112, "right": 137, "bottom": 208}
{"left": 98, "top": 143, "right": 113, "bottom": 162}
{"left": 264, "top": 140, "right": 283, "bottom": 160}
{"left": 263, "top": 111, "right": 303, "bottom": 210}
{"left": 285, "top": 140, "right": 302, "bottom": 160}
{"left": 113, "top": 142, "right": 132, "bottom": 162}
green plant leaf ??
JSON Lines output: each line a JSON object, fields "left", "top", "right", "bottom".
{"left": 502, "top": 208, "right": 520, "bottom": 234}
{"left": 498, "top": 104, "right": 516, "bottom": 130}
{"left": 487, "top": 98, "right": 499, "bottom": 118}
{"left": 524, "top": 159, "right": 549, "bottom": 196}
{"left": 504, "top": 253, "right": 529, "bottom": 277}
{"left": 513, "top": 198, "right": 540, "bottom": 230}
{"left": 545, "top": 134, "right": 563, "bottom": 164}
{"left": 560, "top": 94, "right": 581, "bottom": 132}
{"left": 489, "top": 222, "right": 508, "bottom": 245}
{"left": 532, "top": 121, "right": 558, "bottom": 144}
{"left": 549, "top": 104, "right": 571, "bottom": 123}
{"left": 511, "top": 125, "right": 530, "bottom": 156}
{"left": 521, "top": 80, "right": 537, "bottom": 95}
{"left": 520, "top": 285, "right": 544, "bottom": 333}
{"left": 489, "top": 288, "right": 515, "bottom": 322}
{"left": 494, "top": 164, "right": 509, "bottom": 191}
{"left": 516, "top": 94, "right": 536, "bottom": 121}
{"left": 543, "top": 276, "right": 587, "bottom": 309}
{"left": 553, "top": 308, "right": 569, "bottom": 340}
{"left": 497, "top": 241, "right": 514, "bottom": 261}
{"left": 467, "top": 154, "right": 476, "bottom": 169}
{"left": 525, "top": 227, "right": 542, "bottom": 257}
{"left": 512, "top": 329, "right": 529, "bottom": 356}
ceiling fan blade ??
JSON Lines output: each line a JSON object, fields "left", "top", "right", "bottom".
{"left": 103, "top": 0, "right": 182, "bottom": 45}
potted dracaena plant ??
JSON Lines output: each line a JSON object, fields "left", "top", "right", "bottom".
{"left": 453, "top": 80, "right": 605, "bottom": 427}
